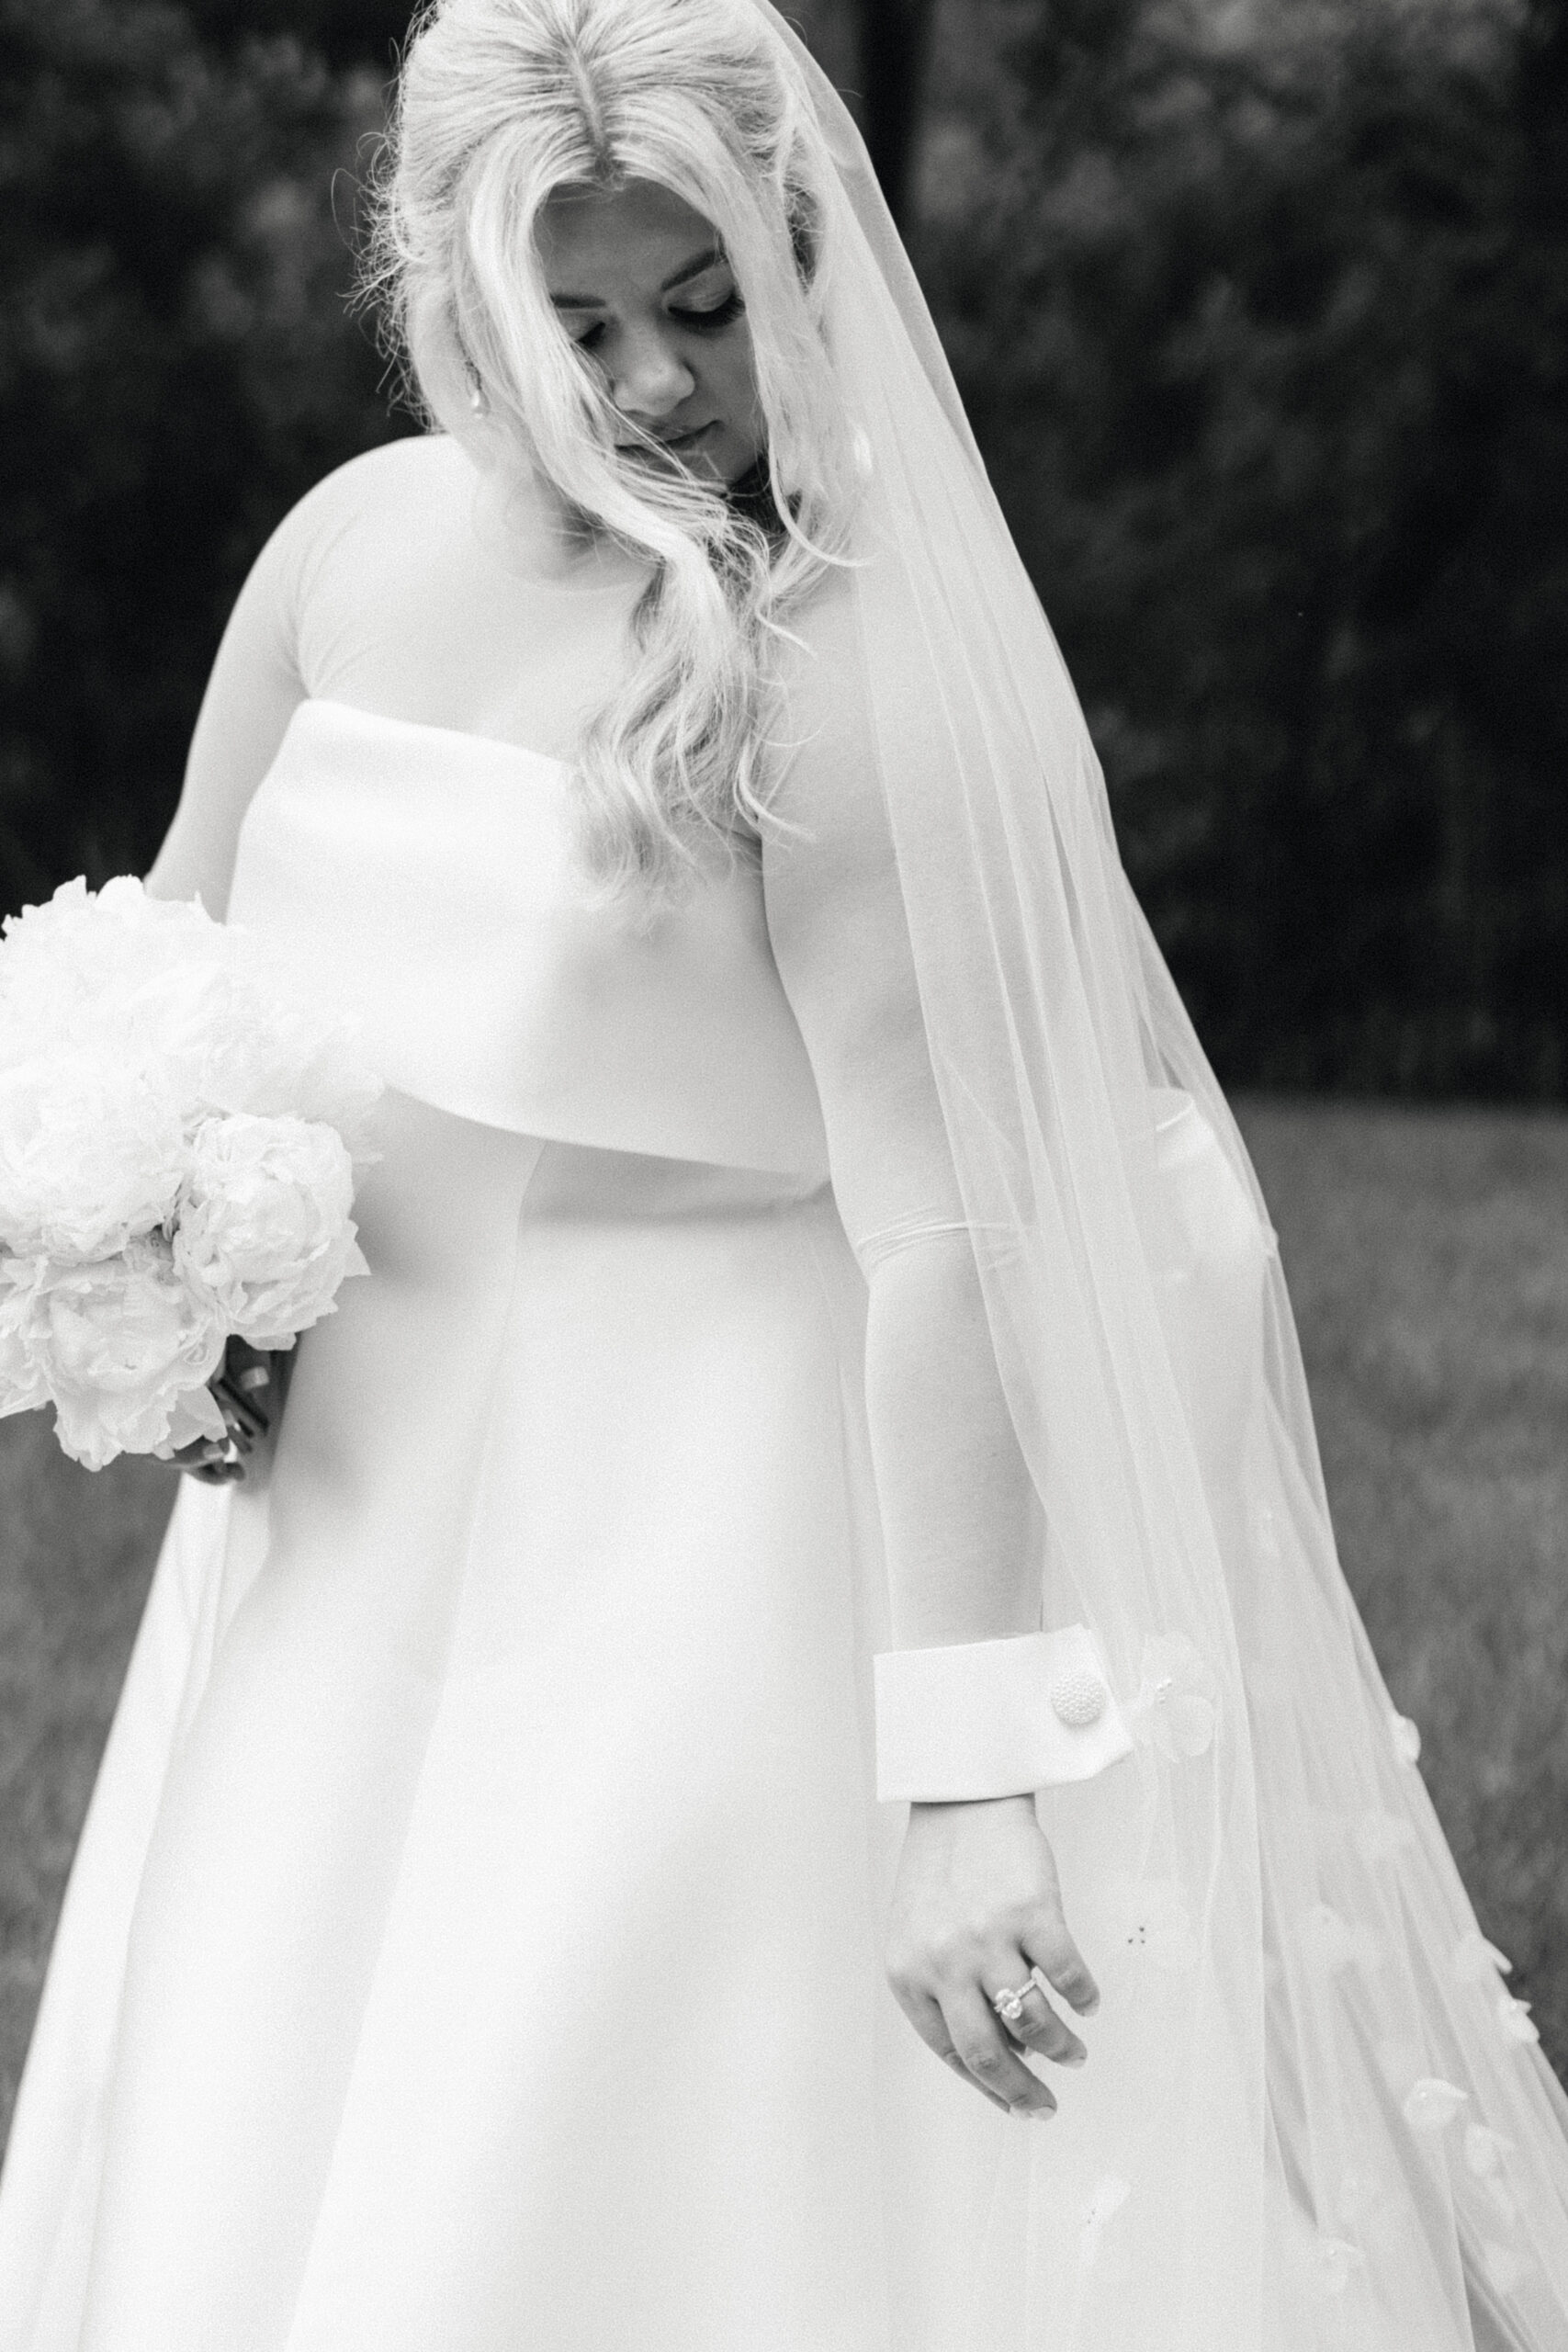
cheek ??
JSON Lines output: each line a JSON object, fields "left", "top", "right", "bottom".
{"left": 710, "top": 330, "right": 763, "bottom": 443}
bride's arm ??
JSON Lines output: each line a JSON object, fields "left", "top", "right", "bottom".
{"left": 764, "top": 567, "right": 1125, "bottom": 1687}
{"left": 764, "top": 754, "right": 1040, "bottom": 1657}
{"left": 763, "top": 572, "right": 1105, "bottom": 2116}
{"left": 147, "top": 475, "right": 322, "bottom": 1480}
{"left": 143, "top": 481, "right": 327, "bottom": 910}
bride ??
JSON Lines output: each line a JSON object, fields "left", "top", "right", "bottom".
{"left": 2, "top": 1, "right": 1565, "bottom": 2345}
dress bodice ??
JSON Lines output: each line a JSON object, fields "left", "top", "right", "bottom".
{"left": 226, "top": 697, "right": 830, "bottom": 1182}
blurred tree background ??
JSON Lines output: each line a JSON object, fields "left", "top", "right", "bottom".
{"left": 919, "top": 0, "right": 1568, "bottom": 1094}
{"left": 1, "top": 0, "right": 1563, "bottom": 1094}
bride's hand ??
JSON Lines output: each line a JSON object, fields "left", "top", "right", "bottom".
{"left": 885, "top": 1793, "right": 1099, "bottom": 2119}
{"left": 167, "top": 1338, "right": 285, "bottom": 1486}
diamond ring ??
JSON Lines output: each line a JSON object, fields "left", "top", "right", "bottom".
{"left": 990, "top": 1966, "right": 1047, "bottom": 2024}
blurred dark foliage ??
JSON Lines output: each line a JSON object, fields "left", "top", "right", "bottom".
{"left": 1, "top": 0, "right": 1564, "bottom": 1094}
{"left": 860, "top": 0, "right": 939, "bottom": 225}
{"left": 920, "top": 0, "right": 1568, "bottom": 1094}
{"left": 0, "top": 0, "right": 411, "bottom": 907}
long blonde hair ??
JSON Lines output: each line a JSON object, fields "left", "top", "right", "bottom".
{"left": 366, "top": 0, "right": 862, "bottom": 900}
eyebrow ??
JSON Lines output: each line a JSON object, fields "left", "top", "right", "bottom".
{"left": 547, "top": 243, "right": 728, "bottom": 311}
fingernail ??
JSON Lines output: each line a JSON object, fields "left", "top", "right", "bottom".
{"left": 1061, "top": 2049, "right": 1088, "bottom": 2067}
{"left": 1017, "top": 2101, "right": 1055, "bottom": 2121}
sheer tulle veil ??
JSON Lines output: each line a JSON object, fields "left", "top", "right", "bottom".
{"left": 741, "top": 4, "right": 1568, "bottom": 2343}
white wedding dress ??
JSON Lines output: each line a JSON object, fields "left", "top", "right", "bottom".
{"left": 1, "top": 684, "right": 934, "bottom": 2349}
{"left": 0, "top": 439, "right": 1082, "bottom": 2350}
{"left": 4, "top": 436, "right": 1567, "bottom": 2350}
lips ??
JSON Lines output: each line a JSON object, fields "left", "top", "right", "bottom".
{"left": 616, "top": 423, "right": 716, "bottom": 455}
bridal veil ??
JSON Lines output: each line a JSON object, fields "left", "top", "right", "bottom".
{"left": 742, "top": 4, "right": 1568, "bottom": 2344}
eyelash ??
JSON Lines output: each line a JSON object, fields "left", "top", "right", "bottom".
{"left": 677, "top": 289, "right": 745, "bottom": 333}
{"left": 572, "top": 289, "right": 745, "bottom": 351}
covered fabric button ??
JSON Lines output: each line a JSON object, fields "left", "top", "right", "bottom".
{"left": 1051, "top": 1664, "right": 1107, "bottom": 1726}
{"left": 872, "top": 1625, "right": 1133, "bottom": 1800}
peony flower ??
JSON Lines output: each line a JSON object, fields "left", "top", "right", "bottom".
{"left": 173, "top": 1114, "right": 367, "bottom": 1350}
{"left": 0, "top": 876, "right": 381, "bottom": 1465}
{"left": 0, "top": 876, "right": 380, "bottom": 1164}
{"left": 29, "top": 1238, "right": 225, "bottom": 1470}
{"left": 0, "top": 877, "right": 225, "bottom": 1062}
{"left": 1127, "top": 1633, "right": 1217, "bottom": 1760}
{"left": 0, "top": 1053, "right": 186, "bottom": 1260}
{"left": 175, "top": 981, "right": 382, "bottom": 1163}
{"left": 0, "top": 1252, "right": 52, "bottom": 1416}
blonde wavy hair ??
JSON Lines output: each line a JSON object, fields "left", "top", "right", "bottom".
{"left": 366, "top": 0, "right": 862, "bottom": 901}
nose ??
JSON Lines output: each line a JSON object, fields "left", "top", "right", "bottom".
{"left": 609, "top": 321, "right": 695, "bottom": 424}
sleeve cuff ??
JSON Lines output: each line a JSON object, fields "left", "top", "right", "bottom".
{"left": 873, "top": 1624, "right": 1133, "bottom": 1802}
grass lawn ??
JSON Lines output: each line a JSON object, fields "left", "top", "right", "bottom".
{"left": 1240, "top": 1098, "right": 1568, "bottom": 2078}
{"left": 1, "top": 1098, "right": 1565, "bottom": 2159}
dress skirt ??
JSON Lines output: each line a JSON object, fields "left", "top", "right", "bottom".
{"left": 0, "top": 1088, "right": 1028, "bottom": 2352}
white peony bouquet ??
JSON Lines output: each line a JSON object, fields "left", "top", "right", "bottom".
{"left": 0, "top": 876, "right": 381, "bottom": 1470}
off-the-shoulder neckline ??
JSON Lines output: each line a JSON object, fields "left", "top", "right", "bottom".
{"left": 287, "top": 696, "right": 765, "bottom": 854}
{"left": 294, "top": 695, "right": 571, "bottom": 778}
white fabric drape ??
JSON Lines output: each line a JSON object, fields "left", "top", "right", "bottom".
{"left": 747, "top": 6, "right": 1568, "bottom": 2343}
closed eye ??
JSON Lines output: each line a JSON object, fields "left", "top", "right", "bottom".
{"left": 669, "top": 289, "right": 746, "bottom": 332}
{"left": 569, "top": 289, "right": 746, "bottom": 352}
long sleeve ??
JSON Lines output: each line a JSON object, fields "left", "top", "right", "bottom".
{"left": 142, "top": 491, "right": 311, "bottom": 913}
{"left": 762, "top": 568, "right": 1131, "bottom": 1798}
{"left": 145, "top": 435, "right": 650, "bottom": 914}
